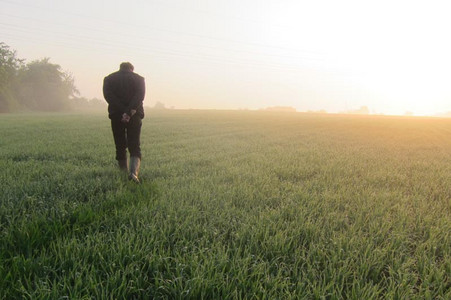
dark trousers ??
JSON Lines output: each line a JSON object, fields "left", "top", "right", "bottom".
{"left": 111, "top": 116, "right": 142, "bottom": 160}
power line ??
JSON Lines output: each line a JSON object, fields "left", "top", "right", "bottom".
{"left": 1, "top": 31, "right": 318, "bottom": 75}
{"left": 0, "top": 13, "right": 323, "bottom": 63}
{"left": 0, "top": 18, "right": 325, "bottom": 73}
{"left": 0, "top": 0, "right": 323, "bottom": 56}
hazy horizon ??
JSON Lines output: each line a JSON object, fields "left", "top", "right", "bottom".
{"left": 2, "top": 0, "right": 451, "bottom": 116}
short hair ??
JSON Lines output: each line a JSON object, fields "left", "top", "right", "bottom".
{"left": 120, "top": 62, "right": 134, "bottom": 71}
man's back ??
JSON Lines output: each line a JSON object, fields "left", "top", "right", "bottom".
{"left": 103, "top": 69, "right": 145, "bottom": 119}
{"left": 103, "top": 62, "right": 145, "bottom": 183}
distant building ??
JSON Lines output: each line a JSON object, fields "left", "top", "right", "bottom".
{"left": 306, "top": 109, "right": 327, "bottom": 114}
{"left": 344, "top": 106, "right": 370, "bottom": 115}
{"left": 261, "top": 106, "right": 296, "bottom": 112}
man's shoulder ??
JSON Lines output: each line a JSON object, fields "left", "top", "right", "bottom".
{"left": 133, "top": 72, "right": 145, "bottom": 81}
{"left": 105, "top": 71, "right": 144, "bottom": 83}
{"left": 104, "top": 71, "right": 120, "bottom": 81}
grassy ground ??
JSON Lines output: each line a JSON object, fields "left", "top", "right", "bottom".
{"left": 0, "top": 110, "right": 450, "bottom": 299}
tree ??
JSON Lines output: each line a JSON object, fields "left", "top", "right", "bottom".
{"left": 70, "top": 96, "right": 106, "bottom": 112}
{"left": 153, "top": 101, "right": 166, "bottom": 109}
{"left": 0, "top": 42, "right": 24, "bottom": 112}
{"left": 17, "top": 58, "right": 79, "bottom": 111}
{"left": 1, "top": 42, "right": 80, "bottom": 113}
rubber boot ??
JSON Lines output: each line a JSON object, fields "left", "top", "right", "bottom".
{"left": 118, "top": 159, "right": 128, "bottom": 172}
{"left": 129, "top": 156, "right": 141, "bottom": 183}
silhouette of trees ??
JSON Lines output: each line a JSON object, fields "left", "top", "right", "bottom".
{"left": 0, "top": 42, "right": 24, "bottom": 112}
{"left": 17, "top": 58, "right": 79, "bottom": 111}
{"left": 0, "top": 42, "right": 79, "bottom": 112}
{"left": 70, "top": 96, "right": 105, "bottom": 111}
{"left": 153, "top": 101, "right": 166, "bottom": 109}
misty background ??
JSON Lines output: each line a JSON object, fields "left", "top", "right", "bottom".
{"left": 1, "top": 0, "right": 451, "bottom": 116}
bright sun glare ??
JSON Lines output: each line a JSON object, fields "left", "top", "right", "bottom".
{"left": 265, "top": 0, "right": 451, "bottom": 115}
{"left": 2, "top": 0, "right": 451, "bottom": 115}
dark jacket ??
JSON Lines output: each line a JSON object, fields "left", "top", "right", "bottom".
{"left": 103, "top": 70, "right": 145, "bottom": 120}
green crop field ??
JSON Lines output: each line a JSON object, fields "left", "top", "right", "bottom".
{"left": 1, "top": 111, "right": 450, "bottom": 299}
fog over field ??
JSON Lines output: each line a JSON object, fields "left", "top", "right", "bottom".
{"left": 1, "top": 0, "right": 451, "bottom": 116}
{"left": 1, "top": 1, "right": 451, "bottom": 298}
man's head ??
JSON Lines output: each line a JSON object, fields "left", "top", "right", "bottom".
{"left": 119, "top": 62, "right": 134, "bottom": 72}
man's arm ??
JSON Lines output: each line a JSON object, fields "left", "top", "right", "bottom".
{"left": 126, "top": 77, "right": 145, "bottom": 116}
{"left": 103, "top": 77, "right": 127, "bottom": 113}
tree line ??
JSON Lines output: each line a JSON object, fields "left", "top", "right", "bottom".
{"left": 0, "top": 42, "right": 102, "bottom": 113}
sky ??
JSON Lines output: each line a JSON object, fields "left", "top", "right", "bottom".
{"left": 1, "top": 0, "right": 451, "bottom": 116}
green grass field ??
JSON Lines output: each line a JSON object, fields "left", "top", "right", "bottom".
{"left": 1, "top": 111, "right": 450, "bottom": 299}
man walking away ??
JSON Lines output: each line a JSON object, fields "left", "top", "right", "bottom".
{"left": 103, "top": 62, "right": 145, "bottom": 183}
